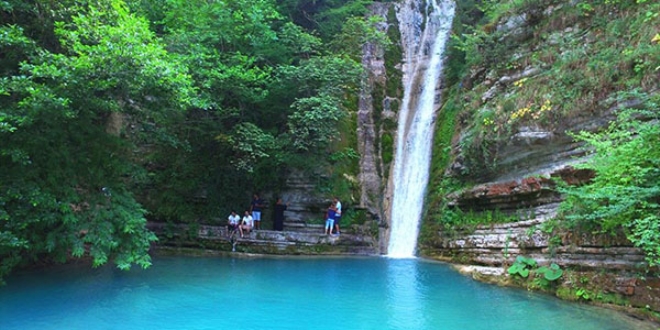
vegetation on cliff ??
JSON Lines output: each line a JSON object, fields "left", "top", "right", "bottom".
{"left": 424, "top": 0, "right": 659, "bottom": 267}
{"left": 559, "top": 106, "right": 660, "bottom": 266}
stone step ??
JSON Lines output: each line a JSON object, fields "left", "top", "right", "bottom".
{"left": 283, "top": 222, "right": 325, "bottom": 233}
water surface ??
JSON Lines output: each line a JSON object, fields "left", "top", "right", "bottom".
{"left": 0, "top": 256, "right": 651, "bottom": 330}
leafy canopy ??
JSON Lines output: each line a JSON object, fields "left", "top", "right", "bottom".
{"left": 0, "top": 0, "right": 194, "bottom": 281}
{"left": 0, "top": 0, "right": 382, "bottom": 281}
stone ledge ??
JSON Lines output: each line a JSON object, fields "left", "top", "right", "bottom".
{"left": 147, "top": 222, "right": 378, "bottom": 255}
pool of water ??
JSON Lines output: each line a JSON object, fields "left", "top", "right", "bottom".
{"left": 0, "top": 256, "right": 652, "bottom": 330}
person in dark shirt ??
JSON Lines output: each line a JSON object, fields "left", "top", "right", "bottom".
{"left": 273, "top": 198, "right": 288, "bottom": 231}
{"left": 250, "top": 193, "right": 264, "bottom": 230}
{"left": 324, "top": 203, "right": 336, "bottom": 235}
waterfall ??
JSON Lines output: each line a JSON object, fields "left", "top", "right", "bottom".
{"left": 387, "top": 0, "right": 455, "bottom": 258}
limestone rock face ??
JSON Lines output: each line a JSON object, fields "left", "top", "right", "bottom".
{"left": 275, "top": 170, "right": 330, "bottom": 226}
{"left": 357, "top": 2, "right": 390, "bottom": 221}
{"left": 425, "top": 216, "right": 659, "bottom": 311}
{"left": 433, "top": 0, "right": 642, "bottom": 271}
{"left": 422, "top": 0, "right": 659, "bottom": 315}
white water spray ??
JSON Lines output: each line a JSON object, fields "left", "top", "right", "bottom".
{"left": 387, "top": 0, "right": 455, "bottom": 258}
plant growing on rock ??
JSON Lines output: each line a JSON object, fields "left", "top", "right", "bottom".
{"left": 536, "top": 263, "right": 563, "bottom": 281}
{"left": 559, "top": 105, "right": 660, "bottom": 267}
{"left": 508, "top": 255, "right": 537, "bottom": 278}
{"left": 533, "top": 263, "right": 564, "bottom": 289}
{"left": 509, "top": 256, "right": 564, "bottom": 290}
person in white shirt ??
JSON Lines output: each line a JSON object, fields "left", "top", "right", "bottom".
{"left": 239, "top": 210, "right": 253, "bottom": 238}
{"left": 227, "top": 210, "right": 240, "bottom": 237}
{"left": 333, "top": 197, "right": 342, "bottom": 235}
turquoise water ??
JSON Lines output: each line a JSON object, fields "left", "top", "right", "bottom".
{"left": 0, "top": 256, "right": 652, "bottom": 330}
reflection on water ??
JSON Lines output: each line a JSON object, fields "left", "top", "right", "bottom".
{"left": 386, "top": 259, "right": 425, "bottom": 329}
{"left": 0, "top": 256, "right": 654, "bottom": 330}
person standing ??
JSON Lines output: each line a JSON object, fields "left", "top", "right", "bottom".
{"left": 239, "top": 210, "right": 253, "bottom": 238}
{"left": 324, "top": 203, "right": 336, "bottom": 236}
{"left": 250, "top": 193, "right": 264, "bottom": 230}
{"left": 227, "top": 210, "right": 241, "bottom": 237}
{"left": 333, "top": 197, "right": 342, "bottom": 235}
{"left": 273, "top": 198, "right": 288, "bottom": 231}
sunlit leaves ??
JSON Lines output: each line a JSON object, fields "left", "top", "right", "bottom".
{"left": 330, "top": 16, "right": 391, "bottom": 60}
{"left": 287, "top": 94, "right": 343, "bottom": 152}
{"left": 0, "top": 0, "right": 187, "bottom": 280}
{"left": 45, "top": 0, "right": 193, "bottom": 116}
{"left": 278, "top": 55, "right": 360, "bottom": 152}
{"left": 226, "top": 122, "right": 275, "bottom": 172}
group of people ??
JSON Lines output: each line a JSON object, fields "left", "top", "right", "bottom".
{"left": 226, "top": 210, "right": 250, "bottom": 238}
{"left": 324, "top": 197, "right": 342, "bottom": 236}
{"left": 226, "top": 194, "right": 290, "bottom": 238}
{"left": 226, "top": 193, "right": 342, "bottom": 238}
{"left": 226, "top": 194, "right": 265, "bottom": 238}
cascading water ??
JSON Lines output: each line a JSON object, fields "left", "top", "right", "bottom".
{"left": 387, "top": 0, "right": 455, "bottom": 258}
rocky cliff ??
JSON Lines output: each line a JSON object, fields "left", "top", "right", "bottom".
{"left": 419, "top": 0, "right": 659, "bottom": 317}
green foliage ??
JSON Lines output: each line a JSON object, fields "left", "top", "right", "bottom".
{"left": 381, "top": 133, "right": 394, "bottom": 164}
{"left": 508, "top": 256, "right": 563, "bottom": 290}
{"left": 281, "top": 55, "right": 361, "bottom": 152}
{"left": 330, "top": 15, "right": 391, "bottom": 61}
{"left": 287, "top": 93, "right": 347, "bottom": 152}
{"left": 0, "top": 0, "right": 369, "bottom": 281}
{"left": 226, "top": 123, "right": 276, "bottom": 173}
{"left": 536, "top": 263, "right": 564, "bottom": 281}
{"left": 278, "top": 0, "right": 374, "bottom": 41}
{"left": 0, "top": 0, "right": 194, "bottom": 280}
{"left": 131, "top": 0, "right": 366, "bottom": 221}
{"left": 507, "top": 255, "right": 538, "bottom": 278}
{"left": 559, "top": 104, "right": 660, "bottom": 266}
{"left": 443, "top": 0, "right": 486, "bottom": 87}
{"left": 431, "top": 205, "right": 520, "bottom": 234}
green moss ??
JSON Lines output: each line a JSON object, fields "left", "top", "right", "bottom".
{"left": 344, "top": 208, "right": 368, "bottom": 226}
{"left": 382, "top": 116, "right": 397, "bottom": 131}
{"left": 381, "top": 133, "right": 394, "bottom": 164}
{"left": 322, "top": 91, "right": 361, "bottom": 206}
{"left": 384, "top": 9, "right": 403, "bottom": 99}
{"left": 418, "top": 86, "right": 466, "bottom": 246}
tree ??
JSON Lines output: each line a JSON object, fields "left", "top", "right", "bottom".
{"left": 0, "top": 0, "right": 193, "bottom": 281}
{"left": 0, "top": 0, "right": 376, "bottom": 281}
{"left": 135, "top": 0, "right": 366, "bottom": 221}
